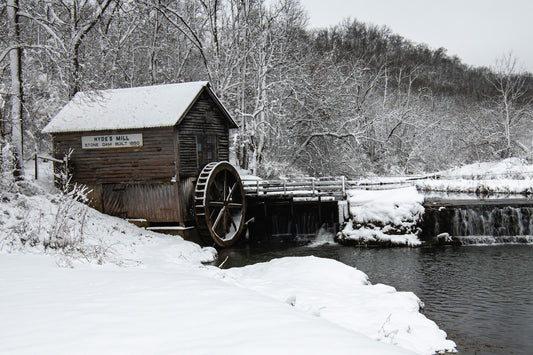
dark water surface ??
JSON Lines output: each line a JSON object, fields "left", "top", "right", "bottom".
{"left": 218, "top": 243, "right": 533, "bottom": 354}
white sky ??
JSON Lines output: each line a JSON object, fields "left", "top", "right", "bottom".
{"left": 298, "top": 0, "right": 533, "bottom": 73}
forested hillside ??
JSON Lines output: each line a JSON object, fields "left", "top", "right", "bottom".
{"left": 1, "top": 0, "right": 532, "bottom": 180}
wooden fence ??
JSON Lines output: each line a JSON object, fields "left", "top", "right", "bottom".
{"left": 242, "top": 177, "right": 349, "bottom": 200}
{"left": 241, "top": 175, "right": 434, "bottom": 200}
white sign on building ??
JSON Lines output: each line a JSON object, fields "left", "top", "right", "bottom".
{"left": 81, "top": 133, "right": 143, "bottom": 149}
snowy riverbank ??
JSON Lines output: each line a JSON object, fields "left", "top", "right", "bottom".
{"left": 0, "top": 164, "right": 455, "bottom": 354}
{"left": 337, "top": 158, "right": 533, "bottom": 246}
{"left": 0, "top": 252, "right": 455, "bottom": 355}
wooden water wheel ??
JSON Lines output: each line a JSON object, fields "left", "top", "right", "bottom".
{"left": 194, "top": 162, "right": 246, "bottom": 247}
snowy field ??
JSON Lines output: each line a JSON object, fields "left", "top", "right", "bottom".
{"left": 416, "top": 158, "right": 533, "bottom": 195}
{"left": 0, "top": 163, "right": 456, "bottom": 354}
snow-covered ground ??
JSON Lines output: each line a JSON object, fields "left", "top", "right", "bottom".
{"left": 416, "top": 158, "right": 533, "bottom": 195}
{"left": 436, "top": 158, "right": 533, "bottom": 179}
{"left": 352, "top": 158, "right": 533, "bottom": 196}
{"left": 0, "top": 163, "right": 455, "bottom": 354}
{"left": 417, "top": 178, "right": 533, "bottom": 196}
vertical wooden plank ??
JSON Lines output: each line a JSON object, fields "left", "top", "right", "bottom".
{"left": 173, "top": 128, "right": 183, "bottom": 224}
{"left": 102, "top": 184, "right": 126, "bottom": 217}
{"left": 173, "top": 127, "right": 181, "bottom": 184}
{"left": 88, "top": 184, "right": 103, "bottom": 212}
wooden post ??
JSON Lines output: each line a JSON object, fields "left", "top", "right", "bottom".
{"left": 318, "top": 196, "right": 322, "bottom": 224}
{"left": 63, "top": 155, "right": 69, "bottom": 189}
{"left": 34, "top": 153, "right": 38, "bottom": 180}
{"left": 341, "top": 176, "right": 346, "bottom": 197}
{"left": 174, "top": 130, "right": 183, "bottom": 224}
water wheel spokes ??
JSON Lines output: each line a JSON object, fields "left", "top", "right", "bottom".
{"left": 194, "top": 162, "right": 246, "bottom": 247}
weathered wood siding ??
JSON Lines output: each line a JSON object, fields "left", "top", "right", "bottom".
{"left": 177, "top": 91, "right": 230, "bottom": 178}
{"left": 52, "top": 127, "right": 176, "bottom": 185}
{"left": 103, "top": 183, "right": 181, "bottom": 222}
{"left": 49, "top": 87, "right": 234, "bottom": 224}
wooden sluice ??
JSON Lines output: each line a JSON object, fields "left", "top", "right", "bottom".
{"left": 242, "top": 178, "right": 348, "bottom": 242}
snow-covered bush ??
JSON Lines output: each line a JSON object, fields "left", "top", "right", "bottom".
{"left": 44, "top": 181, "right": 90, "bottom": 252}
{"left": 0, "top": 141, "right": 16, "bottom": 194}
{"left": 1, "top": 177, "right": 89, "bottom": 251}
{"left": 256, "top": 158, "right": 307, "bottom": 179}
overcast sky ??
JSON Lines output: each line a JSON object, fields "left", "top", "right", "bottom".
{"left": 299, "top": 0, "right": 533, "bottom": 73}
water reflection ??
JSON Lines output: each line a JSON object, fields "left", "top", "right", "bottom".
{"left": 218, "top": 244, "right": 533, "bottom": 354}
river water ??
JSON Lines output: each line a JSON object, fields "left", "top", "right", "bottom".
{"left": 218, "top": 242, "right": 533, "bottom": 354}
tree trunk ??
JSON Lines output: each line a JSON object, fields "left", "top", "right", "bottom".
{"left": 68, "top": 42, "right": 81, "bottom": 99}
{"left": 7, "top": 0, "right": 24, "bottom": 179}
{"left": 68, "top": 0, "right": 114, "bottom": 98}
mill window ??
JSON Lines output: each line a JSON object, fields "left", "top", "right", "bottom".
{"left": 197, "top": 135, "right": 218, "bottom": 169}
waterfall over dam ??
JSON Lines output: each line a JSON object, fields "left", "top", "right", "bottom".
{"left": 420, "top": 198, "right": 533, "bottom": 244}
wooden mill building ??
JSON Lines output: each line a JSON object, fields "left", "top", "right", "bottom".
{"left": 43, "top": 81, "right": 246, "bottom": 246}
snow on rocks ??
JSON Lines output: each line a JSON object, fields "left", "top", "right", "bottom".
{"left": 337, "top": 187, "right": 424, "bottom": 246}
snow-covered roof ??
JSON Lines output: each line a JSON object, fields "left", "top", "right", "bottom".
{"left": 43, "top": 81, "right": 237, "bottom": 133}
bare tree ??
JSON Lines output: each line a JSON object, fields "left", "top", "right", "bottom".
{"left": 487, "top": 53, "right": 531, "bottom": 158}
{"left": 17, "top": 0, "right": 115, "bottom": 98}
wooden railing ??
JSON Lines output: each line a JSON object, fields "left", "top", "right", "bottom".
{"left": 241, "top": 175, "right": 432, "bottom": 200}
{"left": 33, "top": 154, "right": 67, "bottom": 180}
{"left": 242, "top": 177, "right": 348, "bottom": 200}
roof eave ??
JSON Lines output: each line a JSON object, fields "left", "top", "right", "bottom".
{"left": 204, "top": 83, "right": 239, "bottom": 129}
{"left": 175, "top": 82, "right": 239, "bottom": 129}
{"left": 42, "top": 125, "right": 176, "bottom": 135}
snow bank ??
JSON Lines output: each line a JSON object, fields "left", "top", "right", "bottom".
{"left": 417, "top": 158, "right": 533, "bottom": 195}
{"left": 0, "top": 180, "right": 216, "bottom": 267}
{"left": 0, "top": 254, "right": 416, "bottom": 355}
{"left": 438, "top": 158, "right": 533, "bottom": 179}
{"left": 338, "top": 187, "right": 424, "bottom": 246}
{"left": 416, "top": 178, "right": 533, "bottom": 195}
{"left": 350, "top": 159, "right": 533, "bottom": 195}
{"left": 0, "top": 253, "right": 455, "bottom": 355}
{"left": 222, "top": 257, "right": 455, "bottom": 355}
